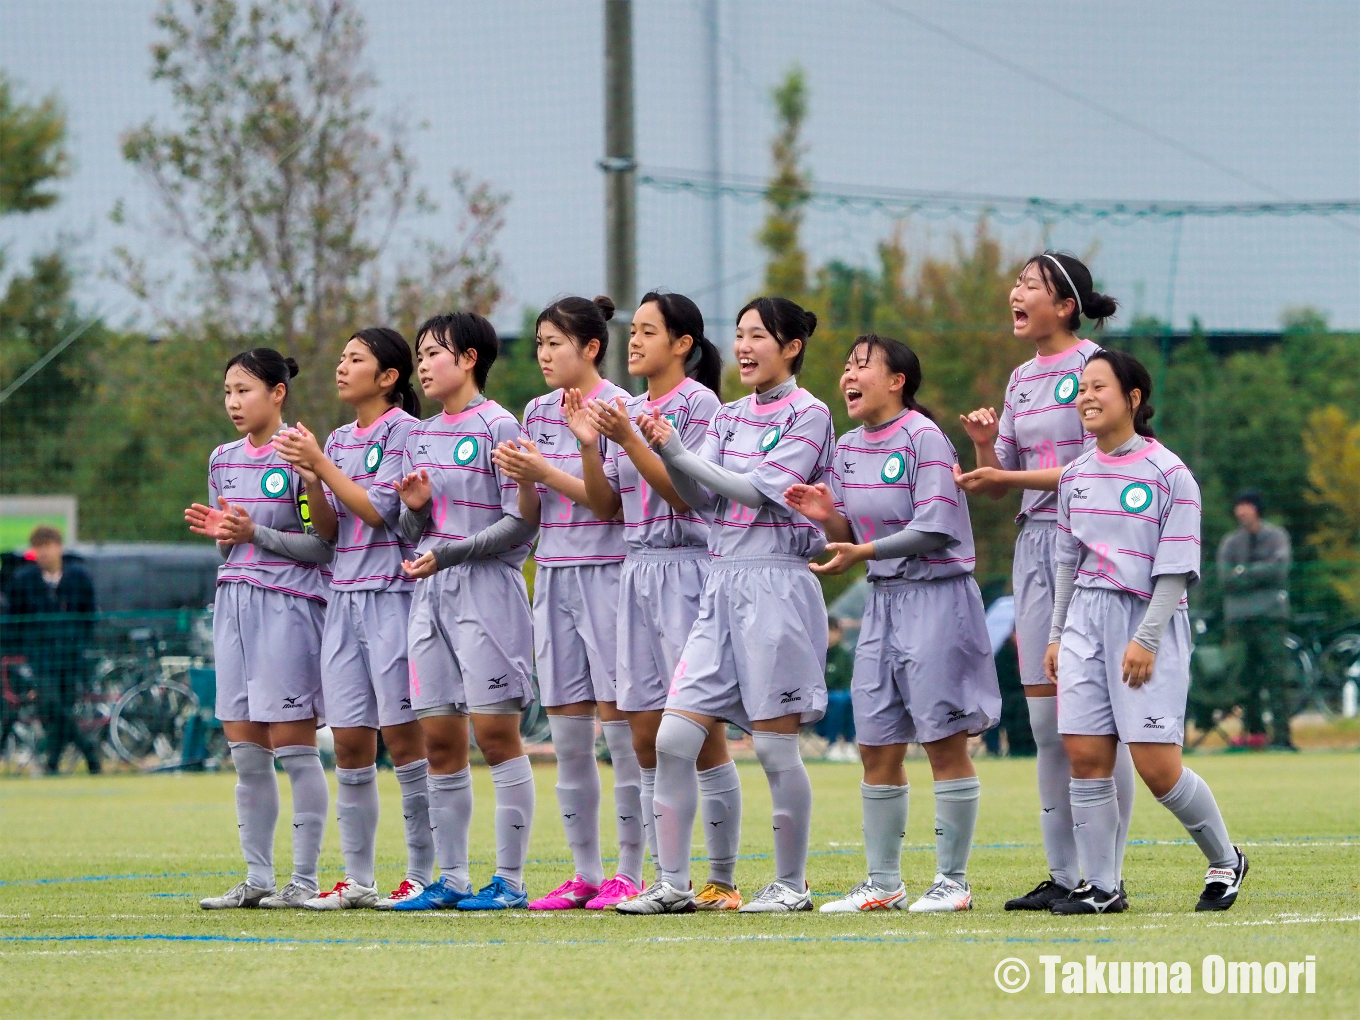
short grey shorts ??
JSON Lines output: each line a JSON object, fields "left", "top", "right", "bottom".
{"left": 533, "top": 563, "right": 621, "bottom": 707}
{"left": 320, "top": 589, "right": 415, "bottom": 730}
{"left": 616, "top": 548, "right": 710, "bottom": 713}
{"left": 213, "top": 581, "right": 324, "bottom": 723}
{"left": 1013, "top": 518, "right": 1058, "bottom": 685}
{"left": 852, "top": 575, "right": 1001, "bottom": 746}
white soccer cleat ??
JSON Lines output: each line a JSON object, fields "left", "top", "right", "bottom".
{"left": 259, "top": 880, "right": 317, "bottom": 909}
{"left": 199, "top": 881, "right": 275, "bottom": 910}
{"left": 614, "top": 880, "right": 696, "bottom": 915}
{"left": 737, "top": 881, "right": 814, "bottom": 913}
{"left": 907, "top": 874, "right": 972, "bottom": 912}
{"left": 819, "top": 879, "right": 907, "bottom": 913}
{"left": 303, "top": 878, "right": 380, "bottom": 911}
{"left": 373, "top": 878, "right": 426, "bottom": 911}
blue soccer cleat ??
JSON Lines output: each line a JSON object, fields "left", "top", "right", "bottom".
{"left": 390, "top": 875, "right": 474, "bottom": 911}
{"left": 456, "top": 875, "right": 529, "bottom": 911}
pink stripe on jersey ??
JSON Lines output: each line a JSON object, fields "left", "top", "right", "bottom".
{"left": 441, "top": 403, "right": 486, "bottom": 426}
{"left": 352, "top": 405, "right": 402, "bottom": 439}
{"left": 1034, "top": 340, "right": 1094, "bottom": 366}
{"left": 644, "top": 378, "right": 690, "bottom": 409}
{"left": 1094, "top": 439, "right": 1161, "bottom": 465}
{"left": 860, "top": 410, "right": 918, "bottom": 445}
{"left": 242, "top": 436, "right": 275, "bottom": 458}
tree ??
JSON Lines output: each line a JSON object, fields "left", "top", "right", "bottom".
{"left": 1303, "top": 407, "right": 1360, "bottom": 612}
{"left": 0, "top": 72, "right": 69, "bottom": 215}
{"left": 757, "top": 66, "right": 811, "bottom": 297}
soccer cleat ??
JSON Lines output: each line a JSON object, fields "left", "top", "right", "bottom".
{"left": 819, "top": 878, "right": 907, "bottom": 913}
{"left": 1004, "top": 877, "right": 1073, "bottom": 911}
{"left": 1117, "top": 879, "right": 1129, "bottom": 912}
{"left": 199, "top": 880, "right": 275, "bottom": 910}
{"left": 693, "top": 880, "right": 743, "bottom": 911}
{"left": 258, "top": 880, "right": 317, "bottom": 909}
{"left": 614, "top": 880, "right": 697, "bottom": 915}
{"left": 1196, "top": 848, "right": 1248, "bottom": 912}
{"left": 390, "top": 875, "right": 474, "bottom": 911}
{"left": 456, "top": 875, "right": 529, "bottom": 911}
{"left": 907, "top": 874, "right": 973, "bottom": 913}
{"left": 373, "top": 878, "right": 426, "bottom": 911}
{"left": 303, "top": 878, "right": 380, "bottom": 911}
{"left": 1050, "top": 882, "right": 1125, "bottom": 915}
{"left": 528, "top": 875, "right": 600, "bottom": 910}
{"left": 584, "top": 874, "right": 644, "bottom": 910}
{"left": 737, "top": 881, "right": 813, "bottom": 913}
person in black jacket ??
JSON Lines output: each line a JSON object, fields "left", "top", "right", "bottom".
{"left": 8, "top": 527, "right": 100, "bottom": 774}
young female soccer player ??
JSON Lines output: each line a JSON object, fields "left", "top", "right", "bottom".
{"left": 488, "top": 295, "right": 639, "bottom": 910}
{"left": 188, "top": 349, "right": 334, "bottom": 910}
{"left": 269, "top": 328, "right": 435, "bottom": 911}
{"left": 954, "top": 252, "right": 1138, "bottom": 911}
{"left": 385, "top": 312, "right": 540, "bottom": 912}
{"left": 786, "top": 335, "right": 1001, "bottom": 913}
{"left": 617, "top": 296, "right": 834, "bottom": 915}
{"left": 1044, "top": 349, "right": 1246, "bottom": 914}
{"left": 569, "top": 290, "right": 742, "bottom": 910}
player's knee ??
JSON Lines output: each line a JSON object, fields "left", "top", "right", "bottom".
{"left": 655, "top": 712, "right": 706, "bottom": 762}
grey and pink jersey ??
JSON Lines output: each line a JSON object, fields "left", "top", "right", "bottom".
{"left": 603, "top": 377, "right": 720, "bottom": 551}
{"left": 703, "top": 385, "right": 835, "bottom": 559}
{"left": 1056, "top": 440, "right": 1202, "bottom": 601}
{"left": 995, "top": 339, "right": 1101, "bottom": 521}
{"left": 830, "top": 410, "right": 977, "bottom": 582}
{"left": 208, "top": 433, "right": 328, "bottom": 603}
{"left": 402, "top": 399, "right": 530, "bottom": 569}
{"left": 323, "top": 407, "right": 417, "bottom": 592}
{"left": 522, "top": 380, "right": 630, "bottom": 567}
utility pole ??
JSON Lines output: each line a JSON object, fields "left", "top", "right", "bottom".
{"left": 703, "top": 0, "right": 723, "bottom": 325}
{"left": 602, "top": 0, "right": 636, "bottom": 388}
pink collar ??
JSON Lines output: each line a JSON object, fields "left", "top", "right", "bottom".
{"left": 1033, "top": 338, "right": 1093, "bottom": 366}
{"left": 747, "top": 387, "right": 804, "bottom": 416}
{"left": 645, "top": 377, "right": 690, "bottom": 410}
{"left": 441, "top": 400, "right": 490, "bottom": 426}
{"left": 243, "top": 434, "right": 276, "bottom": 458}
{"left": 1094, "top": 439, "right": 1158, "bottom": 465}
{"left": 860, "top": 410, "right": 917, "bottom": 445}
{"left": 353, "top": 405, "right": 400, "bottom": 439}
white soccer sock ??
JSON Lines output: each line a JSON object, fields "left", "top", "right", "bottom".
{"left": 1113, "top": 741, "right": 1136, "bottom": 883}
{"left": 427, "top": 767, "right": 473, "bottom": 892}
{"left": 653, "top": 713, "right": 706, "bottom": 889}
{"left": 1026, "top": 698, "right": 1080, "bottom": 889}
{"left": 639, "top": 766, "right": 660, "bottom": 882}
{"left": 229, "top": 741, "right": 278, "bottom": 890}
{"left": 753, "top": 732, "right": 812, "bottom": 892}
{"left": 698, "top": 761, "right": 742, "bottom": 888}
{"left": 276, "top": 745, "right": 327, "bottom": 892}
{"left": 549, "top": 714, "right": 605, "bottom": 886}
{"left": 862, "top": 782, "right": 908, "bottom": 890}
{"left": 601, "top": 720, "right": 645, "bottom": 885}
{"left": 394, "top": 758, "right": 435, "bottom": 887}
{"left": 933, "top": 776, "right": 980, "bottom": 884}
{"left": 1156, "top": 767, "right": 1236, "bottom": 868}
{"left": 1069, "top": 776, "right": 1119, "bottom": 893}
{"left": 335, "top": 764, "right": 379, "bottom": 889}
{"left": 490, "top": 755, "right": 535, "bottom": 891}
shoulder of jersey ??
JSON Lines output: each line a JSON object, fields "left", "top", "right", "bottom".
{"left": 1146, "top": 441, "right": 1188, "bottom": 474}
{"left": 1062, "top": 450, "right": 1094, "bottom": 479}
{"left": 212, "top": 437, "right": 248, "bottom": 460}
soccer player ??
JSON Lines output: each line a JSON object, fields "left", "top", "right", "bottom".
{"left": 387, "top": 312, "right": 540, "bottom": 912}
{"left": 188, "top": 349, "right": 334, "bottom": 910}
{"left": 1045, "top": 349, "right": 1246, "bottom": 914}
{"left": 617, "top": 296, "right": 833, "bottom": 915}
{"left": 786, "top": 335, "right": 1000, "bottom": 913}
{"left": 269, "top": 328, "right": 435, "bottom": 911}
{"left": 570, "top": 290, "right": 741, "bottom": 910}
{"left": 954, "top": 252, "right": 1138, "bottom": 911}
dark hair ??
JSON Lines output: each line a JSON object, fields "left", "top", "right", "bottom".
{"left": 352, "top": 327, "right": 420, "bottom": 417}
{"left": 639, "top": 289, "right": 723, "bottom": 395}
{"left": 736, "top": 296, "right": 817, "bottom": 374}
{"left": 224, "top": 347, "right": 299, "bottom": 397}
{"left": 1024, "top": 251, "right": 1119, "bottom": 331}
{"left": 847, "top": 334, "right": 935, "bottom": 421}
{"left": 1234, "top": 489, "right": 1263, "bottom": 513}
{"left": 415, "top": 312, "right": 500, "bottom": 391}
{"left": 1086, "top": 349, "right": 1155, "bottom": 437}
{"left": 536, "top": 295, "right": 614, "bottom": 368}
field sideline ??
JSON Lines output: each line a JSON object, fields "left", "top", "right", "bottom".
{"left": 1, "top": 753, "right": 1356, "bottom": 1018}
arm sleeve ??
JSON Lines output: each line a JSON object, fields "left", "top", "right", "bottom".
{"left": 993, "top": 374, "right": 1021, "bottom": 471}
{"left": 1048, "top": 557, "right": 1077, "bottom": 644}
{"left": 1130, "top": 573, "right": 1191, "bottom": 653}
{"left": 743, "top": 403, "right": 835, "bottom": 508}
{"left": 1153, "top": 464, "right": 1203, "bottom": 586}
{"left": 432, "top": 515, "right": 538, "bottom": 570}
{"left": 399, "top": 504, "right": 432, "bottom": 547}
{"left": 367, "top": 418, "right": 414, "bottom": 529}
{"left": 251, "top": 525, "right": 335, "bottom": 565}
{"left": 657, "top": 428, "right": 766, "bottom": 509}
{"left": 870, "top": 529, "right": 951, "bottom": 560}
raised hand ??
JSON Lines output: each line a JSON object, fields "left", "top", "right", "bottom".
{"left": 396, "top": 469, "right": 432, "bottom": 511}
{"left": 492, "top": 437, "right": 549, "bottom": 484}
{"left": 562, "top": 389, "right": 600, "bottom": 446}
{"left": 185, "top": 497, "right": 253, "bottom": 544}
{"left": 401, "top": 551, "right": 439, "bottom": 579}
{"left": 588, "top": 397, "right": 635, "bottom": 444}
{"left": 958, "top": 407, "right": 1000, "bottom": 447}
{"left": 784, "top": 482, "right": 836, "bottom": 522}
{"left": 810, "top": 541, "right": 872, "bottom": 576}
{"left": 185, "top": 500, "right": 227, "bottom": 539}
{"left": 635, "top": 408, "right": 675, "bottom": 449}
{"left": 274, "top": 422, "right": 324, "bottom": 472}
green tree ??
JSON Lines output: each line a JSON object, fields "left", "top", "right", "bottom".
{"left": 757, "top": 66, "right": 810, "bottom": 298}
{"left": 0, "top": 72, "right": 69, "bottom": 215}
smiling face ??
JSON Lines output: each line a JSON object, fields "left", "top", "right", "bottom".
{"left": 1076, "top": 357, "right": 1139, "bottom": 439}
{"left": 336, "top": 337, "right": 397, "bottom": 407}
{"left": 536, "top": 320, "right": 599, "bottom": 391}
{"left": 629, "top": 300, "right": 689, "bottom": 378}
{"left": 1010, "top": 261, "right": 1076, "bottom": 342}
{"left": 734, "top": 308, "right": 799, "bottom": 391}
{"left": 840, "top": 343, "right": 906, "bottom": 424}
{"left": 223, "top": 365, "right": 285, "bottom": 436}
{"left": 416, "top": 332, "right": 477, "bottom": 404}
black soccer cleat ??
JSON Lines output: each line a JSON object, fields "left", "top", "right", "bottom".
{"left": 1196, "top": 847, "right": 1248, "bottom": 912}
{"left": 1117, "top": 879, "right": 1129, "bottom": 911}
{"left": 1005, "top": 877, "right": 1072, "bottom": 911}
{"left": 1050, "top": 882, "right": 1126, "bottom": 915}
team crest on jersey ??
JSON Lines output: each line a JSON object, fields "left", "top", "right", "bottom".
{"left": 453, "top": 436, "right": 479, "bottom": 465}
{"left": 880, "top": 451, "right": 906, "bottom": 483}
{"left": 363, "top": 442, "right": 383, "bottom": 473}
{"left": 664, "top": 412, "right": 678, "bottom": 428}
{"left": 1120, "top": 482, "right": 1153, "bottom": 514}
{"left": 1054, "top": 372, "right": 1079, "bottom": 404}
{"left": 261, "top": 467, "right": 289, "bottom": 498}
{"left": 759, "top": 425, "right": 782, "bottom": 452}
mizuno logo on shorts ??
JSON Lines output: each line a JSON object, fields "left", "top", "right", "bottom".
{"left": 946, "top": 709, "right": 968, "bottom": 722}
{"left": 488, "top": 675, "right": 508, "bottom": 689}
{"left": 779, "top": 688, "right": 801, "bottom": 704}
{"left": 1144, "top": 716, "right": 1165, "bottom": 728}
{"left": 282, "top": 696, "right": 301, "bottom": 707}
{"left": 400, "top": 698, "right": 411, "bottom": 709}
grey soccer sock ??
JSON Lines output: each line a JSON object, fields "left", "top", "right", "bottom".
{"left": 698, "top": 761, "right": 742, "bottom": 888}
{"left": 639, "top": 766, "right": 660, "bottom": 882}
{"left": 1156, "top": 767, "right": 1236, "bottom": 868}
{"left": 933, "top": 776, "right": 980, "bottom": 884}
{"left": 654, "top": 713, "right": 706, "bottom": 888}
{"left": 427, "top": 767, "right": 473, "bottom": 892}
{"left": 335, "top": 764, "right": 379, "bottom": 888}
{"left": 229, "top": 741, "right": 278, "bottom": 890}
{"left": 753, "top": 732, "right": 812, "bottom": 891}
{"left": 1069, "top": 776, "right": 1119, "bottom": 892}
{"left": 549, "top": 714, "right": 605, "bottom": 886}
{"left": 862, "top": 782, "right": 908, "bottom": 890}
{"left": 276, "top": 745, "right": 328, "bottom": 892}
{"left": 1113, "top": 741, "right": 1136, "bottom": 882}
{"left": 394, "top": 758, "right": 435, "bottom": 887}
{"left": 601, "top": 720, "right": 645, "bottom": 885}
{"left": 1027, "top": 697, "right": 1080, "bottom": 889}
{"left": 490, "top": 755, "right": 536, "bottom": 891}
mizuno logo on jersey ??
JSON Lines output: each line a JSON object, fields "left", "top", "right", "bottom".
{"left": 220, "top": 478, "right": 237, "bottom": 491}
{"left": 779, "top": 688, "right": 801, "bottom": 704}
{"left": 416, "top": 444, "right": 430, "bottom": 456}
{"left": 537, "top": 434, "right": 555, "bottom": 446}
{"left": 724, "top": 429, "right": 736, "bottom": 443}
{"left": 1071, "top": 487, "right": 1089, "bottom": 500}
{"left": 1017, "top": 390, "right": 1032, "bottom": 404}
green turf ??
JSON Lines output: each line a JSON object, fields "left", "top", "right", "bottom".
{"left": 1, "top": 753, "right": 1356, "bottom": 1018}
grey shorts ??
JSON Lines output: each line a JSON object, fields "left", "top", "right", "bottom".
{"left": 320, "top": 589, "right": 415, "bottom": 730}
{"left": 666, "top": 555, "right": 828, "bottom": 733}
{"left": 533, "top": 563, "right": 621, "bottom": 707}
{"left": 407, "top": 561, "right": 534, "bottom": 715}
{"left": 616, "top": 548, "right": 710, "bottom": 712}
{"left": 1057, "top": 587, "right": 1192, "bottom": 744}
{"left": 852, "top": 575, "right": 1001, "bottom": 746}
{"left": 1013, "top": 518, "right": 1058, "bottom": 686}
{"left": 213, "top": 582, "right": 324, "bottom": 723}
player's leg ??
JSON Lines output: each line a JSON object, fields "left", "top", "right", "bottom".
{"left": 694, "top": 722, "right": 742, "bottom": 910}
{"left": 458, "top": 709, "right": 534, "bottom": 910}
{"left": 531, "top": 705, "right": 604, "bottom": 909}
{"left": 379, "top": 721, "right": 435, "bottom": 908}
{"left": 820, "top": 743, "right": 909, "bottom": 913}
{"left": 594, "top": 709, "right": 646, "bottom": 905}
{"left": 267, "top": 719, "right": 328, "bottom": 908}
{"left": 395, "top": 711, "right": 476, "bottom": 910}
{"left": 907, "top": 732, "right": 979, "bottom": 913}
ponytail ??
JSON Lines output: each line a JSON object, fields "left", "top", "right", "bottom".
{"left": 1087, "top": 349, "right": 1156, "bottom": 437}
{"left": 225, "top": 348, "right": 298, "bottom": 399}
{"left": 352, "top": 327, "right": 420, "bottom": 417}
{"left": 737, "top": 296, "right": 816, "bottom": 374}
{"left": 847, "top": 334, "right": 935, "bottom": 421}
{"left": 1026, "top": 251, "right": 1119, "bottom": 331}
{"left": 536, "top": 295, "right": 613, "bottom": 368}
{"left": 639, "top": 289, "right": 724, "bottom": 398}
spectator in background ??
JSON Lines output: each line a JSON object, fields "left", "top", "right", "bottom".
{"left": 1217, "top": 490, "right": 1295, "bottom": 751}
{"left": 8, "top": 527, "right": 100, "bottom": 774}
{"left": 817, "top": 618, "right": 857, "bottom": 761}
{"left": 981, "top": 596, "right": 1036, "bottom": 757}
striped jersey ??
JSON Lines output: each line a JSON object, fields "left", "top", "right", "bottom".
{"left": 323, "top": 406, "right": 417, "bottom": 592}
{"left": 1056, "top": 438, "right": 1202, "bottom": 601}
{"left": 994, "top": 339, "right": 1100, "bottom": 521}
{"left": 522, "top": 380, "right": 629, "bottom": 567}
{"left": 602, "top": 377, "right": 720, "bottom": 551}
{"left": 402, "top": 398, "right": 530, "bottom": 569}
{"left": 830, "top": 410, "right": 977, "bottom": 582}
{"left": 207, "top": 432, "right": 327, "bottom": 603}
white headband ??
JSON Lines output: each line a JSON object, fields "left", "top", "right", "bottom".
{"left": 1043, "top": 254, "right": 1083, "bottom": 318}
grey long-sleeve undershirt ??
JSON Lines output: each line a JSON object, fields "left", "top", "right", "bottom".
{"left": 1049, "top": 566, "right": 1190, "bottom": 654}
{"left": 430, "top": 515, "right": 538, "bottom": 570}
{"left": 657, "top": 428, "right": 767, "bottom": 510}
{"left": 869, "top": 528, "right": 950, "bottom": 561}
{"left": 399, "top": 503, "right": 432, "bottom": 547}
{"left": 240, "top": 525, "right": 335, "bottom": 565}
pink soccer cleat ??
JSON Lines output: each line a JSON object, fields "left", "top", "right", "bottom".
{"left": 584, "top": 874, "right": 644, "bottom": 910}
{"left": 528, "top": 876, "right": 600, "bottom": 910}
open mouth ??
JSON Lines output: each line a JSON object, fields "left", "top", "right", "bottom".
{"left": 1012, "top": 308, "right": 1029, "bottom": 329}
{"left": 1082, "top": 406, "right": 1100, "bottom": 420}
{"left": 738, "top": 358, "right": 758, "bottom": 372}
{"left": 844, "top": 387, "right": 863, "bottom": 403}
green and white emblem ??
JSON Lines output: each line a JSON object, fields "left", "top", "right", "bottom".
{"left": 1054, "top": 372, "right": 1079, "bottom": 405}
{"left": 664, "top": 412, "right": 679, "bottom": 428}
{"left": 453, "top": 436, "right": 479, "bottom": 466}
{"left": 1120, "top": 482, "right": 1153, "bottom": 514}
{"left": 880, "top": 452, "right": 906, "bottom": 484}
{"left": 759, "top": 425, "right": 782, "bottom": 452}
{"left": 363, "top": 442, "right": 383, "bottom": 473}
{"left": 261, "top": 467, "right": 289, "bottom": 498}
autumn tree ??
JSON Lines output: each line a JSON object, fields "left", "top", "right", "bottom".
{"left": 757, "top": 66, "right": 811, "bottom": 298}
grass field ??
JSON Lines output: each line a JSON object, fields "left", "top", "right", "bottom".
{"left": 1, "top": 752, "right": 1356, "bottom": 1018}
